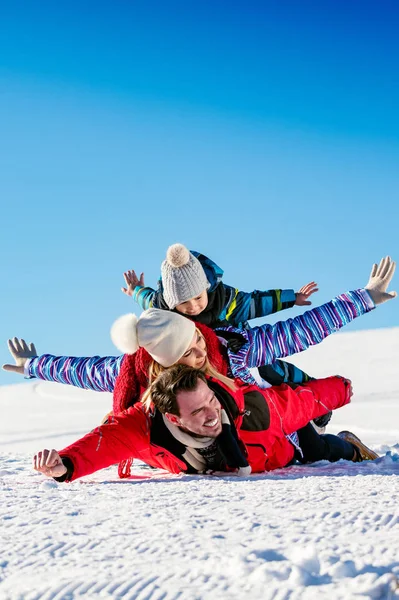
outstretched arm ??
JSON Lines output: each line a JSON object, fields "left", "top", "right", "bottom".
{"left": 33, "top": 410, "right": 146, "bottom": 482}
{"left": 230, "top": 257, "right": 396, "bottom": 369}
{"left": 224, "top": 280, "right": 319, "bottom": 326}
{"left": 223, "top": 285, "right": 297, "bottom": 326}
{"left": 2, "top": 339, "right": 123, "bottom": 392}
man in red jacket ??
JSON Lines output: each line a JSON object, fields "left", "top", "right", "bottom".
{"left": 32, "top": 366, "right": 377, "bottom": 482}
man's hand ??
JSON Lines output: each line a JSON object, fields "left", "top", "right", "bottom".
{"left": 365, "top": 256, "right": 397, "bottom": 306}
{"left": 295, "top": 281, "right": 319, "bottom": 306}
{"left": 121, "top": 270, "right": 145, "bottom": 297}
{"left": 2, "top": 338, "right": 37, "bottom": 375}
{"left": 33, "top": 449, "right": 67, "bottom": 478}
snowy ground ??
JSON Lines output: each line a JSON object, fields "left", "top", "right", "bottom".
{"left": 1, "top": 328, "right": 399, "bottom": 599}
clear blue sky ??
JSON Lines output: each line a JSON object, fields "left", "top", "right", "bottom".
{"left": 1, "top": 0, "right": 398, "bottom": 385}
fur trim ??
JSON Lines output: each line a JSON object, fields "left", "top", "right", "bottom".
{"left": 166, "top": 243, "right": 190, "bottom": 267}
{"left": 111, "top": 314, "right": 139, "bottom": 355}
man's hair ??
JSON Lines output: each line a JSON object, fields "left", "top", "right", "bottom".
{"left": 148, "top": 365, "right": 208, "bottom": 416}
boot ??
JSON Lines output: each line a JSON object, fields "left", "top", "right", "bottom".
{"left": 337, "top": 430, "right": 379, "bottom": 461}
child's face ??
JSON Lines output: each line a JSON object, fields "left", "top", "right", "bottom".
{"left": 175, "top": 290, "right": 208, "bottom": 317}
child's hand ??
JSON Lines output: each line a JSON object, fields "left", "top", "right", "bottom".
{"left": 2, "top": 338, "right": 37, "bottom": 375}
{"left": 295, "top": 282, "right": 319, "bottom": 306}
{"left": 121, "top": 270, "right": 145, "bottom": 297}
{"left": 33, "top": 449, "right": 67, "bottom": 478}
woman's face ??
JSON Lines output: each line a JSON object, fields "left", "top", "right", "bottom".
{"left": 177, "top": 330, "right": 207, "bottom": 369}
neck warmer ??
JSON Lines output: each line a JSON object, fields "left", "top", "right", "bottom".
{"left": 163, "top": 409, "right": 251, "bottom": 476}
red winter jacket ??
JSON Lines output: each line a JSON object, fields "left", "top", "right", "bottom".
{"left": 58, "top": 375, "right": 351, "bottom": 481}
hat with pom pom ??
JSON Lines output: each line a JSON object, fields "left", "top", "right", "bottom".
{"left": 110, "top": 308, "right": 196, "bottom": 367}
{"left": 161, "top": 243, "right": 210, "bottom": 309}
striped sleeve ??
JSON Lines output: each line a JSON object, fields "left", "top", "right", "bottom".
{"left": 229, "top": 289, "right": 375, "bottom": 372}
{"left": 25, "top": 354, "right": 124, "bottom": 392}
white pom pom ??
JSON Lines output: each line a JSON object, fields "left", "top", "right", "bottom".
{"left": 110, "top": 314, "right": 139, "bottom": 354}
{"left": 166, "top": 243, "right": 190, "bottom": 267}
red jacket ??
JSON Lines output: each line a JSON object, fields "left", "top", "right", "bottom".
{"left": 59, "top": 375, "right": 351, "bottom": 480}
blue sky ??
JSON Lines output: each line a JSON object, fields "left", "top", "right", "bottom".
{"left": 1, "top": 0, "right": 398, "bottom": 385}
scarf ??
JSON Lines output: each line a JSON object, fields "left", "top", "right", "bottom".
{"left": 163, "top": 409, "right": 251, "bottom": 476}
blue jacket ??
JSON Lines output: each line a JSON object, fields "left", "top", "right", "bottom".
{"left": 132, "top": 251, "right": 297, "bottom": 328}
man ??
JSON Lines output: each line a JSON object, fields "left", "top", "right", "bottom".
{"left": 33, "top": 365, "right": 377, "bottom": 482}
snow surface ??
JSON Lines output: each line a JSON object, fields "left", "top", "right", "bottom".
{"left": 1, "top": 328, "right": 399, "bottom": 599}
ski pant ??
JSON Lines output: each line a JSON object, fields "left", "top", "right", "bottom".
{"left": 296, "top": 423, "right": 355, "bottom": 463}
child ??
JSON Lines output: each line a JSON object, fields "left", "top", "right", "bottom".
{"left": 122, "top": 243, "right": 318, "bottom": 330}
{"left": 121, "top": 243, "right": 319, "bottom": 395}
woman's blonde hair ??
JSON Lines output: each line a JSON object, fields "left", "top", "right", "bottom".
{"left": 141, "top": 329, "right": 236, "bottom": 411}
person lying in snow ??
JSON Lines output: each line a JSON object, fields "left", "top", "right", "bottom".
{"left": 32, "top": 364, "right": 379, "bottom": 482}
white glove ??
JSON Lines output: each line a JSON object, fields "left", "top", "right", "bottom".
{"left": 2, "top": 338, "right": 38, "bottom": 375}
{"left": 365, "top": 256, "right": 397, "bottom": 306}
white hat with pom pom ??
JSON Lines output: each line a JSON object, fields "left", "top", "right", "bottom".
{"left": 161, "top": 243, "right": 210, "bottom": 309}
{"left": 110, "top": 308, "right": 196, "bottom": 367}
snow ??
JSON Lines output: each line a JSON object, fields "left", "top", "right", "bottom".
{"left": 1, "top": 328, "right": 399, "bottom": 599}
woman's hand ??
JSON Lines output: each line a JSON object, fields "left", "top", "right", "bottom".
{"left": 2, "top": 338, "right": 38, "bottom": 375}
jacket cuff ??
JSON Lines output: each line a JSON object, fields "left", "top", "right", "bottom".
{"left": 282, "top": 289, "right": 296, "bottom": 306}
{"left": 132, "top": 285, "right": 145, "bottom": 302}
{"left": 24, "top": 358, "right": 35, "bottom": 379}
{"left": 357, "top": 288, "right": 376, "bottom": 310}
{"left": 53, "top": 457, "right": 75, "bottom": 482}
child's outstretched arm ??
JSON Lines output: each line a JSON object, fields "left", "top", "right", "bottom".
{"left": 222, "top": 285, "right": 295, "bottom": 326}
{"left": 223, "top": 280, "right": 319, "bottom": 326}
{"left": 121, "top": 269, "right": 157, "bottom": 310}
{"left": 2, "top": 338, "right": 122, "bottom": 392}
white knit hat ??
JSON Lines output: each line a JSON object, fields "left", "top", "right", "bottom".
{"left": 110, "top": 308, "right": 196, "bottom": 367}
{"left": 161, "top": 243, "right": 210, "bottom": 309}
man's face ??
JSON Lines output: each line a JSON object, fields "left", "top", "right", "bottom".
{"left": 166, "top": 379, "right": 222, "bottom": 438}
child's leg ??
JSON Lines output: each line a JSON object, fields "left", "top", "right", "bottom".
{"left": 296, "top": 423, "right": 355, "bottom": 462}
{"left": 258, "top": 359, "right": 310, "bottom": 386}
